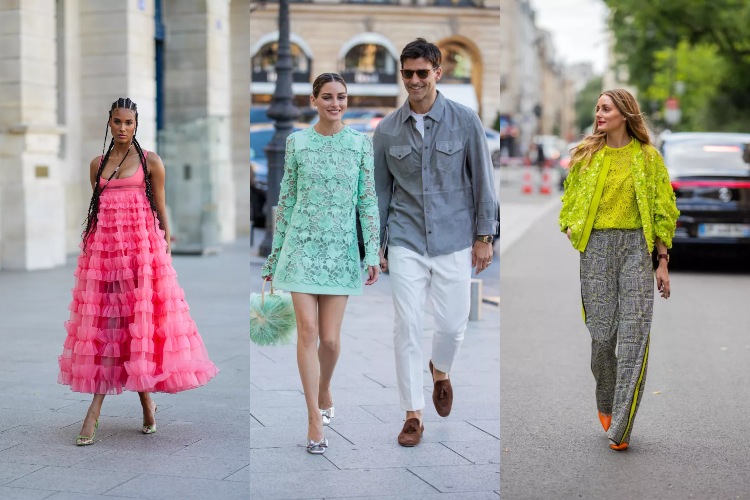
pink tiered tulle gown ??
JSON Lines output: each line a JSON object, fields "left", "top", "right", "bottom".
{"left": 58, "top": 152, "right": 219, "bottom": 395}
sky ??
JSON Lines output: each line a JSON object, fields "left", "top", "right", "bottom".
{"left": 530, "top": 0, "right": 610, "bottom": 75}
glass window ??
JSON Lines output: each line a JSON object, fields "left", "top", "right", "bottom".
{"left": 252, "top": 42, "right": 311, "bottom": 83}
{"left": 440, "top": 42, "right": 473, "bottom": 83}
{"left": 341, "top": 44, "right": 398, "bottom": 84}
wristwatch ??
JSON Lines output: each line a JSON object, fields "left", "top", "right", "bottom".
{"left": 476, "top": 235, "right": 494, "bottom": 244}
{"left": 657, "top": 253, "right": 669, "bottom": 263}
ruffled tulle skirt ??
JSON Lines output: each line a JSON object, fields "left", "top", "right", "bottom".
{"left": 58, "top": 187, "right": 219, "bottom": 394}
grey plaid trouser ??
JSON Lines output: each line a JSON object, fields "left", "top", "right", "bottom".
{"left": 580, "top": 229, "right": 654, "bottom": 445}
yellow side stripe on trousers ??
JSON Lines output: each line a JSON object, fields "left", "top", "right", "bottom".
{"left": 620, "top": 336, "right": 650, "bottom": 444}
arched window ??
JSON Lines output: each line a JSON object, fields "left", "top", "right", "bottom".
{"left": 341, "top": 43, "right": 397, "bottom": 84}
{"left": 251, "top": 42, "right": 311, "bottom": 83}
{"left": 439, "top": 41, "right": 473, "bottom": 84}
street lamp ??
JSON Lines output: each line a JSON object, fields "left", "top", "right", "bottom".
{"left": 258, "top": 0, "right": 300, "bottom": 256}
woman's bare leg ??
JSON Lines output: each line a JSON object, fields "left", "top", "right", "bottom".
{"left": 317, "top": 295, "right": 348, "bottom": 410}
{"left": 292, "top": 292, "right": 324, "bottom": 442}
{"left": 79, "top": 394, "right": 105, "bottom": 437}
{"left": 138, "top": 392, "right": 156, "bottom": 428}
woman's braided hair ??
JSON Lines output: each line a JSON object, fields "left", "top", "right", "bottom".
{"left": 81, "top": 97, "right": 163, "bottom": 247}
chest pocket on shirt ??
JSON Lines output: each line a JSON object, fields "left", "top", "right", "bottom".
{"left": 388, "top": 145, "right": 418, "bottom": 177}
{"left": 435, "top": 140, "right": 464, "bottom": 172}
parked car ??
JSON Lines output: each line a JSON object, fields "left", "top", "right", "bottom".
{"left": 251, "top": 105, "right": 317, "bottom": 126}
{"left": 250, "top": 123, "right": 306, "bottom": 228}
{"left": 532, "top": 135, "right": 568, "bottom": 168}
{"left": 661, "top": 132, "right": 750, "bottom": 253}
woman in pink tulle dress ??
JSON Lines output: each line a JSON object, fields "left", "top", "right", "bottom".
{"left": 58, "top": 97, "right": 219, "bottom": 445}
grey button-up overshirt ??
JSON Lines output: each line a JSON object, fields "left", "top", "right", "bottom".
{"left": 373, "top": 91, "right": 499, "bottom": 257}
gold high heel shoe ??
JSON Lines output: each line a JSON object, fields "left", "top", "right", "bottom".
{"left": 76, "top": 419, "right": 99, "bottom": 446}
{"left": 142, "top": 403, "right": 157, "bottom": 434}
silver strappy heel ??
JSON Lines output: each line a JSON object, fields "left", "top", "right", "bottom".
{"left": 320, "top": 406, "right": 335, "bottom": 426}
{"left": 306, "top": 437, "right": 328, "bottom": 454}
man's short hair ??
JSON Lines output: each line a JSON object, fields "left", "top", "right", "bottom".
{"left": 400, "top": 38, "right": 442, "bottom": 68}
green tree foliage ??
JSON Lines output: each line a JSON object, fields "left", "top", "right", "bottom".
{"left": 603, "top": 0, "right": 750, "bottom": 131}
{"left": 575, "top": 76, "right": 603, "bottom": 133}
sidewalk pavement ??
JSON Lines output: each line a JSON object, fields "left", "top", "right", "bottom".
{"left": 0, "top": 238, "right": 250, "bottom": 500}
{"left": 249, "top": 229, "right": 500, "bottom": 499}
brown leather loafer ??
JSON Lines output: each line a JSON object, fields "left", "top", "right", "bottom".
{"left": 397, "top": 418, "right": 424, "bottom": 447}
{"left": 429, "top": 360, "right": 453, "bottom": 417}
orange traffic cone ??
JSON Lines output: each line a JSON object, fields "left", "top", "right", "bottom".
{"left": 539, "top": 163, "right": 552, "bottom": 195}
{"left": 521, "top": 163, "right": 533, "bottom": 194}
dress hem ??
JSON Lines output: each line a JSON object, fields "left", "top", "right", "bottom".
{"left": 272, "top": 279, "right": 362, "bottom": 296}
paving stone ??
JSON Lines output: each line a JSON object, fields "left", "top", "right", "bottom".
{"left": 169, "top": 436, "right": 251, "bottom": 461}
{"left": 408, "top": 464, "right": 500, "bottom": 493}
{"left": 249, "top": 447, "right": 338, "bottom": 474}
{"left": 335, "top": 492, "right": 500, "bottom": 500}
{"left": 248, "top": 469, "right": 438, "bottom": 499}
{"left": 0, "top": 462, "right": 45, "bottom": 486}
{"left": 222, "top": 464, "right": 252, "bottom": 482}
{"left": 250, "top": 426, "right": 351, "bottom": 450}
{"left": 6, "top": 466, "right": 138, "bottom": 494}
{"left": 468, "top": 419, "right": 500, "bottom": 439}
{"left": 323, "top": 442, "right": 472, "bottom": 469}
{"left": 0, "top": 442, "right": 108, "bottom": 467}
{"left": 249, "top": 390, "right": 303, "bottom": 409}
{"left": 44, "top": 493, "right": 118, "bottom": 500}
{"left": 71, "top": 450, "right": 248, "bottom": 480}
{"left": 0, "top": 486, "right": 52, "bottom": 500}
{"left": 441, "top": 440, "right": 501, "bottom": 464}
{"left": 105, "top": 474, "right": 249, "bottom": 500}
{"left": 251, "top": 404, "right": 383, "bottom": 427}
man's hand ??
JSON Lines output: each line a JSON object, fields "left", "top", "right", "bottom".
{"left": 472, "top": 240, "right": 493, "bottom": 275}
{"left": 379, "top": 248, "right": 388, "bottom": 273}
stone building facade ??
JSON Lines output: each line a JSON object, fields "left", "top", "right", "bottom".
{"left": 250, "top": 0, "right": 502, "bottom": 127}
{"left": 498, "top": 0, "right": 577, "bottom": 155}
{"left": 0, "top": 0, "right": 250, "bottom": 271}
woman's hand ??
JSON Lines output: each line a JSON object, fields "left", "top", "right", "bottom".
{"left": 655, "top": 262, "right": 670, "bottom": 299}
{"left": 566, "top": 228, "right": 572, "bottom": 240}
{"left": 365, "top": 265, "right": 380, "bottom": 286}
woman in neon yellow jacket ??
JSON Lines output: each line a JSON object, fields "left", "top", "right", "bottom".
{"left": 559, "top": 89, "right": 678, "bottom": 451}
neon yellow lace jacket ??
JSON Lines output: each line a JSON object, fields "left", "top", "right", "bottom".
{"left": 559, "top": 139, "right": 679, "bottom": 252}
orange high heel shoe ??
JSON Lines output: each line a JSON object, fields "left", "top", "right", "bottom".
{"left": 610, "top": 441, "right": 629, "bottom": 451}
{"left": 598, "top": 411, "right": 611, "bottom": 432}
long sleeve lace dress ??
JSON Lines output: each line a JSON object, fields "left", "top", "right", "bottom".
{"left": 261, "top": 126, "right": 380, "bottom": 295}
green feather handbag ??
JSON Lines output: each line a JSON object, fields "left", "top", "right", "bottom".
{"left": 250, "top": 280, "right": 296, "bottom": 346}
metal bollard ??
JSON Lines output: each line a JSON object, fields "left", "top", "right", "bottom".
{"left": 469, "top": 278, "right": 482, "bottom": 321}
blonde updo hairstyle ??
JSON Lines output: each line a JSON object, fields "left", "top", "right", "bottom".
{"left": 571, "top": 88, "right": 652, "bottom": 169}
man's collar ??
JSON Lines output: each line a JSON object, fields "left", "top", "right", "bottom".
{"left": 397, "top": 90, "right": 446, "bottom": 123}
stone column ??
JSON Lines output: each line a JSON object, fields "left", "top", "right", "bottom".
{"left": 0, "top": 1, "right": 66, "bottom": 270}
{"left": 162, "top": 0, "right": 235, "bottom": 249}
{"left": 231, "top": 0, "right": 251, "bottom": 235}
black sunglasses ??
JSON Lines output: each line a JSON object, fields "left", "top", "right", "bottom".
{"left": 400, "top": 67, "right": 438, "bottom": 79}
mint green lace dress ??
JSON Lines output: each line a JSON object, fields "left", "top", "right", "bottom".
{"left": 261, "top": 126, "right": 380, "bottom": 295}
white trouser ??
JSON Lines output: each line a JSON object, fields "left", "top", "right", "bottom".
{"left": 388, "top": 245, "right": 472, "bottom": 411}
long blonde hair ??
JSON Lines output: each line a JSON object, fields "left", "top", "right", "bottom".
{"left": 571, "top": 89, "right": 652, "bottom": 169}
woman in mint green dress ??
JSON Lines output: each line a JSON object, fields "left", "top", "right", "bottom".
{"left": 261, "top": 73, "right": 380, "bottom": 454}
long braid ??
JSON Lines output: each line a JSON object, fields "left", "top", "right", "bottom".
{"left": 82, "top": 138, "right": 115, "bottom": 247}
{"left": 132, "top": 137, "right": 162, "bottom": 231}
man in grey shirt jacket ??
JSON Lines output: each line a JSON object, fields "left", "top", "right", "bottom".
{"left": 374, "top": 38, "right": 499, "bottom": 447}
